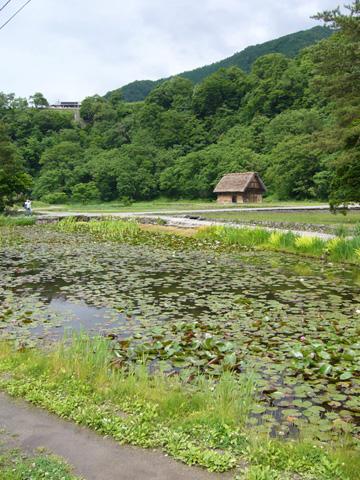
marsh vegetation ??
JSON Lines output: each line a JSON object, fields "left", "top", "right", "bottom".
{"left": 0, "top": 220, "right": 359, "bottom": 478}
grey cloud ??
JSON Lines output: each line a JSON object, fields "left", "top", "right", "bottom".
{"left": 0, "top": 0, "right": 336, "bottom": 102}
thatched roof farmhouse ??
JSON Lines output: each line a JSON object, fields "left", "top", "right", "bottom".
{"left": 214, "top": 172, "right": 266, "bottom": 204}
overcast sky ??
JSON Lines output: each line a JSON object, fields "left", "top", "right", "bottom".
{"left": 0, "top": 0, "right": 336, "bottom": 103}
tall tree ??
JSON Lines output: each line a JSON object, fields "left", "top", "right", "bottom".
{"left": 0, "top": 123, "right": 32, "bottom": 212}
{"left": 312, "top": 1, "right": 360, "bottom": 206}
{"left": 29, "top": 92, "right": 49, "bottom": 109}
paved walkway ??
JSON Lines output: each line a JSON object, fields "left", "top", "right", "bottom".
{"left": 0, "top": 393, "right": 229, "bottom": 480}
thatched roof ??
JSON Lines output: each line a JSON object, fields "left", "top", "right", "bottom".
{"left": 214, "top": 172, "right": 266, "bottom": 193}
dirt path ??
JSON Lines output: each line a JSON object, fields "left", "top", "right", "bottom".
{"left": 0, "top": 393, "right": 231, "bottom": 480}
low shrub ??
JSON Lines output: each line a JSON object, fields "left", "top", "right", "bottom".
{"left": 71, "top": 182, "right": 100, "bottom": 204}
{"left": 42, "top": 192, "right": 68, "bottom": 205}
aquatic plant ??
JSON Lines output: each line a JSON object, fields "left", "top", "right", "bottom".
{"left": 294, "top": 236, "right": 325, "bottom": 255}
{"left": 53, "top": 217, "right": 360, "bottom": 264}
{"left": 0, "top": 337, "right": 358, "bottom": 478}
{"left": 2, "top": 224, "right": 360, "bottom": 446}
{"left": 353, "top": 222, "right": 360, "bottom": 237}
{"left": 56, "top": 217, "right": 141, "bottom": 240}
{"left": 197, "top": 226, "right": 360, "bottom": 263}
{"left": 294, "top": 236, "right": 315, "bottom": 249}
{"left": 0, "top": 215, "right": 36, "bottom": 227}
{"left": 197, "top": 225, "right": 270, "bottom": 247}
{"left": 334, "top": 224, "right": 348, "bottom": 238}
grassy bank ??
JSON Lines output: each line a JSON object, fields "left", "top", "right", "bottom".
{"left": 196, "top": 225, "right": 360, "bottom": 263}
{"left": 0, "top": 215, "right": 36, "bottom": 227}
{"left": 32, "top": 199, "right": 327, "bottom": 214}
{"left": 0, "top": 336, "right": 358, "bottom": 479}
{"left": 0, "top": 451, "right": 78, "bottom": 480}
{"left": 55, "top": 217, "right": 360, "bottom": 264}
{"left": 201, "top": 210, "right": 360, "bottom": 234}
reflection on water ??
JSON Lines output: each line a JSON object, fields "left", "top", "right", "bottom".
{"left": 1, "top": 231, "right": 360, "bottom": 342}
{"left": 49, "top": 298, "right": 113, "bottom": 331}
{"left": 26, "top": 298, "right": 133, "bottom": 341}
{"left": 0, "top": 228, "right": 360, "bottom": 441}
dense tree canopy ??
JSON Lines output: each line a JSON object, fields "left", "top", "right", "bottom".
{"left": 0, "top": 123, "right": 32, "bottom": 212}
{"left": 0, "top": 5, "right": 358, "bottom": 206}
{"left": 312, "top": 1, "right": 360, "bottom": 206}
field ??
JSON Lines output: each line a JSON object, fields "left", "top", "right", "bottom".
{"left": 0, "top": 219, "right": 359, "bottom": 479}
{"left": 31, "top": 199, "right": 328, "bottom": 214}
{"left": 201, "top": 210, "right": 360, "bottom": 234}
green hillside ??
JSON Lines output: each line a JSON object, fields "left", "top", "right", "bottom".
{"left": 2, "top": 4, "right": 359, "bottom": 209}
{"left": 112, "top": 26, "right": 332, "bottom": 102}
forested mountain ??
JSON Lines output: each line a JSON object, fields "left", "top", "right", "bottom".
{"left": 0, "top": 3, "right": 359, "bottom": 211}
{"left": 111, "top": 26, "right": 332, "bottom": 102}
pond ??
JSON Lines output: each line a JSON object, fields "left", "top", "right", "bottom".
{"left": 0, "top": 226, "right": 359, "bottom": 442}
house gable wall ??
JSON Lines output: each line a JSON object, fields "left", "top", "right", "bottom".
{"left": 215, "top": 172, "right": 265, "bottom": 204}
{"left": 216, "top": 193, "right": 245, "bottom": 204}
{"left": 216, "top": 191, "right": 263, "bottom": 204}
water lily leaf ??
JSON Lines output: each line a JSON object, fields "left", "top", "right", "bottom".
{"left": 319, "top": 364, "right": 332, "bottom": 375}
{"left": 318, "top": 350, "right": 331, "bottom": 360}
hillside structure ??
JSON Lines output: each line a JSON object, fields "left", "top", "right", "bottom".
{"left": 214, "top": 172, "right": 266, "bottom": 204}
{"left": 50, "top": 101, "right": 81, "bottom": 109}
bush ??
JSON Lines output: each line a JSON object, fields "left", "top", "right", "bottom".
{"left": 42, "top": 192, "right": 68, "bottom": 204}
{"left": 71, "top": 182, "right": 100, "bottom": 203}
{"left": 119, "top": 196, "right": 133, "bottom": 207}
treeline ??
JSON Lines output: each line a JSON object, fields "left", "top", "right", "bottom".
{"left": 0, "top": 3, "right": 359, "bottom": 210}
{"left": 117, "top": 26, "right": 332, "bottom": 102}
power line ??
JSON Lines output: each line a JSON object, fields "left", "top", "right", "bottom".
{"left": 0, "top": 1, "right": 13, "bottom": 13}
{"left": 0, "top": 0, "right": 32, "bottom": 31}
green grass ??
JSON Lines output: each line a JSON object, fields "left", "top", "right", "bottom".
{"left": 0, "top": 336, "right": 358, "bottom": 479}
{"left": 54, "top": 218, "right": 360, "bottom": 264}
{"left": 0, "top": 451, "right": 78, "bottom": 480}
{"left": 196, "top": 225, "right": 360, "bottom": 263}
{"left": 56, "top": 216, "right": 141, "bottom": 240}
{"left": 201, "top": 210, "right": 360, "bottom": 232}
{"left": 32, "top": 199, "right": 327, "bottom": 214}
{"left": 0, "top": 215, "right": 36, "bottom": 227}
{"left": 0, "top": 335, "right": 254, "bottom": 473}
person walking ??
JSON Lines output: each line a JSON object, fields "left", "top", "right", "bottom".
{"left": 24, "top": 199, "right": 32, "bottom": 215}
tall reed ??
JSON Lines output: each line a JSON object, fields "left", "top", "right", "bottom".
{"left": 197, "top": 226, "right": 360, "bottom": 263}
{"left": 0, "top": 215, "right": 36, "bottom": 227}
